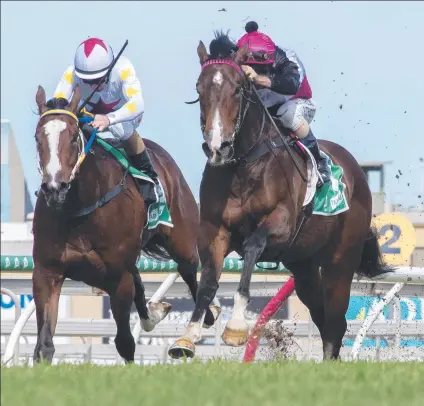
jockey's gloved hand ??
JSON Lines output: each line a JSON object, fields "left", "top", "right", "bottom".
{"left": 91, "top": 114, "right": 110, "bottom": 132}
{"left": 241, "top": 65, "right": 258, "bottom": 80}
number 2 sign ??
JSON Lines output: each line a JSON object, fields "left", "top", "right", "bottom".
{"left": 372, "top": 213, "right": 417, "bottom": 266}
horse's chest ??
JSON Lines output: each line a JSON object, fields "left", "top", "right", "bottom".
{"left": 221, "top": 200, "right": 267, "bottom": 235}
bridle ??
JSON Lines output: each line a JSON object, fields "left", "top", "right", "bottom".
{"left": 36, "top": 109, "right": 130, "bottom": 217}
{"left": 194, "top": 58, "right": 261, "bottom": 164}
{"left": 37, "top": 109, "right": 89, "bottom": 191}
{"left": 189, "top": 58, "right": 306, "bottom": 179}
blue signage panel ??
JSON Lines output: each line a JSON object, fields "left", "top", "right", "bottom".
{"left": 344, "top": 296, "right": 423, "bottom": 348}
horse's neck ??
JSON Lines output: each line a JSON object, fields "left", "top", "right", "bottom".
{"left": 235, "top": 103, "right": 265, "bottom": 157}
{"left": 236, "top": 102, "right": 285, "bottom": 167}
{"left": 232, "top": 104, "right": 306, "bottom": 195}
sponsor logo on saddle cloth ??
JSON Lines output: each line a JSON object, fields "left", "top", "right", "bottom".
{"left": 146, "top": 179, "right": 169, "bottom": 228}
{"left": 301, "top": 147, "right": 349, "bottom": 216}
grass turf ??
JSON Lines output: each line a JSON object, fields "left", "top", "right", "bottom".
{"left": 2, "top": 360, "right": 423, "bottom": 406}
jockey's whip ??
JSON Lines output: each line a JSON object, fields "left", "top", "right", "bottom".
{"left": 78, "top": 39, "right": 129, "bottom": 115}
{"left": 250, "top": 84, "right": 307, "bottom": 183}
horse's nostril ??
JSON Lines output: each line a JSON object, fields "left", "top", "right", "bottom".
{"left": 60, "top": 182, "right": 68, "bottom": 190}
{"left": 41, "top": 183, "right": 49, "bottom": 192}
{"left": 202, "top": 142, "right": 212, "bottom": 158}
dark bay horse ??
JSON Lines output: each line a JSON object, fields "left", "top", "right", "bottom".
{"left": 168, "top": 32, "right": 390, "bottom": 360}
{"left": 32, "top": 86, "right": 218, "bottom": 363}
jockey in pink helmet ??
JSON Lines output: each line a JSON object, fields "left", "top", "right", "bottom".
{"left": 53, "top": 37, "right": 161, "bottom": 200}
{"left": 237, "top": 21, "right": 330, "bottom": 186}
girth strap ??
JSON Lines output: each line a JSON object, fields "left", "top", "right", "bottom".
{"left": 71, "top": 168, "right": 129, "bottom": 218}
{"left": 72, "top": 182, "right": 125, "bottom": 217}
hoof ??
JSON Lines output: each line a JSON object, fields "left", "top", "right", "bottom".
{"left": 168, "top": 337, "right": 195, "bottom": 359}
{"left": 141, "top": 301, "right": 172, "bottom": 332}
{"left": 203, "top": 305, "right": 222, "bottom": 329}
{"left": 222, "top": 323, "right": 249, "bottom": 347}
{"left": 149, "top": 301, "right": 172, "bottom": 315}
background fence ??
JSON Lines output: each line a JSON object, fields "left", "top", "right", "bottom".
{"left": 2, "top": 255, "right": 424, "bottom": 365}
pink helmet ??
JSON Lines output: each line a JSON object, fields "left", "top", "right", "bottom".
{"left": 74, "top": 37, "right": 114, "bottom": 80}
{"left": 236, "top": 21, "right": 276, "bottom": 65}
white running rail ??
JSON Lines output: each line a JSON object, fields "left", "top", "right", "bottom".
{"left": 2, "top": 267, "right": 424, "bottom": 365}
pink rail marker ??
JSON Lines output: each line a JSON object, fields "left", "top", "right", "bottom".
{"left": 243, "top": 277, "right": 295, "bottom": 363}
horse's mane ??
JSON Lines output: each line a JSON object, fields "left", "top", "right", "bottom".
{"left": 46, "top": 97, "right": 69, "bottom": 110}
{"left": 209, "top": 30, "right": 238, "bottom": 59}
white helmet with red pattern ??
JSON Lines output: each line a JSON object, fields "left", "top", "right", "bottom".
{"left": 74, "top": 37, "right": 114, "bottom": 80}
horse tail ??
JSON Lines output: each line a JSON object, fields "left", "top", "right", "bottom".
{"left": 141, "top": 234, "right": 173, "bottom": 262}
{"left": 357, "top": 226, "right": 394, "bottom": 278}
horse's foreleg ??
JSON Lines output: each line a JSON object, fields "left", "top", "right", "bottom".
{"left": 32, "top": 265, "right": 64, "bottom": 364}
{"left": 131, "top": 268, "right": 171, "bottom": 332}
{"left": 109, "top": 271, "right": 137, "bottom": 363}
{"left": 168, "top": 224, "right": 229, "bottom": 359}
{"left": 172, "top": 259, "right": 220, "bottom": 328}
{"left": 160, "top": 231, "right": 218, "bottom": 328}
{"left": 222, "top": 228, "right": 268, "bottom": 347}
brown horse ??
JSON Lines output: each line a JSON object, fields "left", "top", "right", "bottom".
{"left": 168, "top": 32, "right": 390, "bottom": 360}
{"left": 32, "top": 85, "right": 218, "bottom": 363}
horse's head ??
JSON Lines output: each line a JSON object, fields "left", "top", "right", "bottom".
{"left": 34, "top": 85, "right": 83, "bottom": 208}
{"left": 195, "top": 31, "right": 250, "bottom": 166}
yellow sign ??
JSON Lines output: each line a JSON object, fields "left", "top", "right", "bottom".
{"left": 372, "top": 213, "right": 417, "bottom": 266}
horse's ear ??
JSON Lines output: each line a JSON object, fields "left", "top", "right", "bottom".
{"left": 234, "top": 43, "right": 249, "bottom": 65}
{"left": 67, "top": 85, "right": 81, "bottom": 114}
{"left": 35, "top": 86, "right": 47, "bottom": 115}
{"left": 197, "top": 41, "right": 209, "bottom": 64}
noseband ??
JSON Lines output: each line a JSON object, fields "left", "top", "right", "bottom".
{"left": 197, "top": 59, "right": 257, "bottom": 164}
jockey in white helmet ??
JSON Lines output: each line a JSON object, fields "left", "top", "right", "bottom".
{"left": 53, "top": 37, "right": 160, "bottom": 193}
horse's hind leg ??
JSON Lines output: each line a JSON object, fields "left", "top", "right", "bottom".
{"left": 320, "top": 259, "right": 357, "bottom": 360}
{"left": 109, "top": 271, "right": 137, "bottom": 363}
{"left": 287, "top": 259, "right": 325, "bottom": 336}
{"left": 32, "top": 265, "right": 64, "bottom": 364}
{"left": 131, "top": 267, "right": 171, "bottom": 332}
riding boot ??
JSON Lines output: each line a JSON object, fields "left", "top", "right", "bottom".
{"left": 299, "top": 129, "right": 331, "bottom": 187}
{"left": 128, "top": 149, "right": 162, "bottom": 205}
